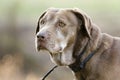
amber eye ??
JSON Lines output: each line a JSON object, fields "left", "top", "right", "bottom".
{"left": 40, "top": 20, "right": 45, "bottom": 25}
{"left": 58, "top": 21, "right": 66, "bottom": 28}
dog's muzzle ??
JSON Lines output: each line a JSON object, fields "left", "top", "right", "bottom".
{"left": 36, "top": 31, "right": 49, "bottom": 50}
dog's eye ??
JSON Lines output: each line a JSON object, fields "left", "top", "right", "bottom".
{"left": 58, "top": 21, "right": 66, "bottom": 28}
{"left": 40, "top": 20, "right": 45, "bottom": 25}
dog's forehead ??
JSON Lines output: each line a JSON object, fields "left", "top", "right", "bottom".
{"left": 45, "top": 8, "right": 78, "bottom": 25}
{"left": 46, "top": 9, "right": 74, "bottom": 18}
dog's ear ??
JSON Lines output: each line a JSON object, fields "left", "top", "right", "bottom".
{"left": 70, "top": 8, "right": 92, "bottom": 38}
{"left": 36, "top": 11, "right": 47, "bottom": 34}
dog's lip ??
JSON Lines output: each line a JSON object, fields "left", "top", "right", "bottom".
{"left": 37, "top": 45, "right": 46, "bottom": 51}
{"left": 37, "top": 42, "right": 47, "bottom": 51}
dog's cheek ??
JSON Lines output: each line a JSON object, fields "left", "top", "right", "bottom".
{"left": 66, "top": 32, "right": 76, "bottom": 47}
{"left": 60, "top": 41, "right": 67, "bottom": 51}
{"left": 55, "top": 30, "right": 67, "bottom": 51}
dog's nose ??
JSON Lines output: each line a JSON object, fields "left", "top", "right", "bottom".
{"left": 37, "top": 32, "right": 46, "bottom": 40}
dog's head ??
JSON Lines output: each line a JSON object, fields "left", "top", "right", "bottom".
{"left": 35, "top": 8, "right": 92, "bottom": 66}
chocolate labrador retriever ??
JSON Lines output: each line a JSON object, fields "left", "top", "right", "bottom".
{"left": 35, "top": 8, "right": 120, "bottom": 80}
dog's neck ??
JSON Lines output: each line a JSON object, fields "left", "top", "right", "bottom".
{"left": 69, "top": 37, "right": 89, "bottom": 72}
{"left": 69, "top": 25, "right": 102, "bottom": 78}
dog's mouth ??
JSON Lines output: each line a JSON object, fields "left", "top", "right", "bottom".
{"left": 36, "top": 39, "right": 47, "bottom": 51}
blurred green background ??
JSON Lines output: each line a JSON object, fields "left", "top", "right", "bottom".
{"left": 0, "top": 0, "right": 120, "bottom": 80}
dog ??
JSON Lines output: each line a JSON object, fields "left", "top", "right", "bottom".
{"left": 35, "top": 8, "right": 120, "bottom": 80}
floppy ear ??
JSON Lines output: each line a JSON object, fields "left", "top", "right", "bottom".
{"left": 70, "top": 8, "right": 92, "bottom": 38}
{"left": 36, "top": 11, "right": 47, "bottom": 34}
